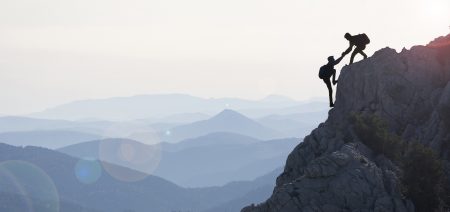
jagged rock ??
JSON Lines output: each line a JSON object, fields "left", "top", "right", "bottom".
{"left": 242, "top": 34, "right": 450, "bottom": 212}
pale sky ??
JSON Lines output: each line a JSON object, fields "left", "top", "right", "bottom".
{"left": 0, "top": 0, "right": 449, "bottom": 115}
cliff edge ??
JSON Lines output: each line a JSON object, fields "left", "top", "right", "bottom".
{"left": 242, "top": 34, "right": 450, "bottom": 212}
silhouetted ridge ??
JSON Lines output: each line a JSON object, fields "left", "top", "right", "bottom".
{"left": 0, "top": 143, "right": 285, "bottom": 212}
{"left": 428, "top": 34, "right": 450, "bottom": 47}
{"left": 242, "top": 34, "right": 450, "bottom": 212}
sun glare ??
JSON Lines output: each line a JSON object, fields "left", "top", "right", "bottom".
{"left": 422, "top": 0, "right": 450, "bottom": 18}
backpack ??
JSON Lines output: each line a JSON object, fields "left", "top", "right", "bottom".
{"left": 356, "top": 33, "right": 370, "bottom": 46}
{"left": 319, "top": 64, "right": 331, "bottom": 79}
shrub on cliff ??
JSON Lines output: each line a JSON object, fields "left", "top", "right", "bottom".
{"left": 350, "top": 113, "right": 404, "bottom": 161}
{"left": 402, "top": 142, "right": 445, "bottom": 212}
{"left": 351, "top": 113, "right": 447, "bottom": 212}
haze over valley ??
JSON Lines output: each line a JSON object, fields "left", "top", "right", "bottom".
{"left": 0, "top": 93, "right": 327, "bottom": 211}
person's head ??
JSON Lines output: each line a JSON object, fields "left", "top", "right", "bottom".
{"left": 328, "top": 56, "right": 335, "bottom": 63}
{"left": 345, "top": 33, "right": 351, "bottom": 40}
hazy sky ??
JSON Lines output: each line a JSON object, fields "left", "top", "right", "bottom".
{"left": 0, "top": 0, "right": 449, "bottom": 115}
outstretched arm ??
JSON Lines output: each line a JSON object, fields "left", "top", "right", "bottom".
{"left": 333, "top": 53, "right": 345, "bottom": 65}
{"left": 343, "top": 43, "right": 353, "bottom": 55}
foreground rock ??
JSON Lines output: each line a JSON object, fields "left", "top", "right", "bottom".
{"left": 242, "top": 34, "right": 450, "bottom": 212}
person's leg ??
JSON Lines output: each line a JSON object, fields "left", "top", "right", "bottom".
{"left": 350, "top": 50, "right": 358, "bottom": 64}
{"left": 361, "top": 51, "right": 368, "bottom": 59}
{"left": 352, "top": 46, "right": 367, "bottom": 63}
{"left": 323, "top": 79, "right": 334, "bottom": 107}
{"left": 332, "top": 69, "right": 337, "bottom": 85}
{"left": 359, "top": 45, "right": 368, "bottom": 59}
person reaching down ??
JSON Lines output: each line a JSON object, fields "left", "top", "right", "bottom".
{"left": 343, "top": 33, "right": 370, "bottom": 64}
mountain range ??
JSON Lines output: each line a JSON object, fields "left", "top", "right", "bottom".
{"left": 59, "top": 132, "right": 299, "bottom": 187}
{"left": 0, "top": 116, "right": 115, "bottom": 135}
{"left": 30, "top": 94, "right": 324, "bottom": 121}
{"left": 0, "top": 142, "right": 281, "bottom": 212}
{"left": 0, "top": 109, "right": 316, "bottom": 150}
{"left": 0, "top": 130, "right": 101, "bottom": 149}
{"left": 161, "top": 109, "right": 284, "bottom": 142}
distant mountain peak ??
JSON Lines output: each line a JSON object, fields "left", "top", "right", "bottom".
{"left": 31, "top": 93, "right": 308, "bottom": 121}
{"left": 216, "top": 109, "right": 241, "bottom": 115}
{"left": 165, "top": 109, "right": 282, "bottom": 142}
{"left": 211, "top": 109, "right": 249, "bottom": 121}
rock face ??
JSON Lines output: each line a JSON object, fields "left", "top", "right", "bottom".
{"left": 242, "top": 35, "right": 450, "bottom": 212}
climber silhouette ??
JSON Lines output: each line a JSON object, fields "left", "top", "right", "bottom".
{"left": 343, "top": 33, "right": 370, "bottom": 64}
{"left": 319, "top": 53, "right": 346, "bottom": 107}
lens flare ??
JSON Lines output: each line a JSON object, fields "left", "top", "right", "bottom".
{"left": 99, "top": 140, "right": 162, "bottom": 182}
{"left": 75, "top": 158, "right": 102, "bottom": 184}
{"left": 0, "top": 160, "right": 59, "bottom": 212}
{"left": 99, "top": 122, "right": 162, "bottom": 182}
{"left": 165, "top": 130, "right": 171, "bottom": 136}
{"left": 418, "top": 0, "right": 450, "bottom": 20}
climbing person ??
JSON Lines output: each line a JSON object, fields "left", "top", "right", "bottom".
{"left": 343, "top": 33, "right": 370, "bottom": 64}
{"left": 319, "top": 52, "right": 346, "bottom": 107}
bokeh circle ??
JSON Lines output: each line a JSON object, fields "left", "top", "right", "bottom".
{"left": 99, "top": 122, "right": 162, "bottom": 182}
{"left": 0, "top": 160, "right": 59, "bottom": 212}
{"left": 75, "top": 158, "right": 102, "bottom": 184}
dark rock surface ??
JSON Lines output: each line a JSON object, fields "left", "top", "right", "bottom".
{"left": 242, "top": 35, "right": 450, "bottom": 212}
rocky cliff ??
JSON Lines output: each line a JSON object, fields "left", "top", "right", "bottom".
{"left": 242, "top": 34, "right": 450, "bottom": 212}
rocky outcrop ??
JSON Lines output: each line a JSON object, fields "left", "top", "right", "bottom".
{"left": 242, "top": 35, "right": 450, "bottom": 212}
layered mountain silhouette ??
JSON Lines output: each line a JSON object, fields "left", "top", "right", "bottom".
{"left": 31, "top": 94, "right": 304, "bottom": 120}
{"left": 0, "top": 192, "right": 101, "bottom": 212}
{"left": 155, "top": 135, "right": 298, "bottom": 187}
{"left": 202, "top": 167, "right": 283, "bottom": 212}
{"left": 0, "top": 143, "right": 196, "bottom": 212}
{"left": 161, "top": 131, "right": 261, "bottom": 152}
{"left": 162, "top": 109, "right": 283, "bottom": 142}
{"left": 0, "top": 130, "right": 101, "bottom": 149}
{"left": 59, "top": 132, "right": 298, "bottom": 187}
{"left": 256, "top": 110, "right": 328, "bottom": 137}
{"left": 0, "top": 116, "right": 78, "bottom": 132}
{"left": 142, "top": 112, "right": 211, "bottom": 124}
{"left": 243, "top": 34, "right": 450, "bottom": 212}
{"left": 238, "top": 100, "right": 328, "bottom": 118}
{"left": 0, "top": 142, "right": 282, "bottom": 212}
{"left": 0, "top": 116, "right": 114, "bottom": 135}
